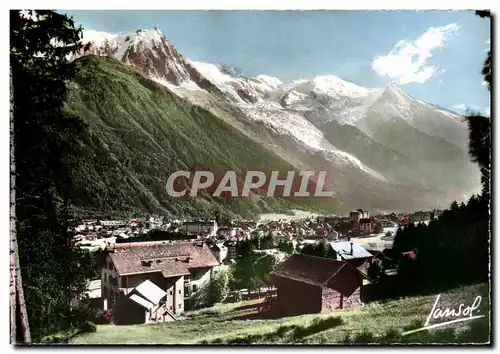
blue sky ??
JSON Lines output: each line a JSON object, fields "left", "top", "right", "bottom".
{"left": 62, "top": 10, "right": 491, "bottom": 115}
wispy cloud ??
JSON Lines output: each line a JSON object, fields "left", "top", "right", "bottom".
{"left": 371, "top": 23, "right": 459, "bottom": 85}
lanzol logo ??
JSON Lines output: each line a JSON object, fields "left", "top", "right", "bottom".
{"left": 402, "top": 294, "right": 484, "bottom": 336}
{"left": 165, "top": 170, "right": 335, "bottom": 198}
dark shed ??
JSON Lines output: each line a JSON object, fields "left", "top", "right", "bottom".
{"left": 268, "top": 254, "right": 364, "bottom": 317}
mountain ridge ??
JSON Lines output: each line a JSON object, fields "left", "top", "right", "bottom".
{"left": 66, "top": 28, "right": 481, "bottom": 215}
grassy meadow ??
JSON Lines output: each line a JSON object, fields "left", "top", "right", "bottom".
{"left": 70, "top": 282, "right": 489, "bottom": 345}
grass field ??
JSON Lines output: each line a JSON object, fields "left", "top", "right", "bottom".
{"left": 70, "top": 282, "right": 490, "bottom": 344}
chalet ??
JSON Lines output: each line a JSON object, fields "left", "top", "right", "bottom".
{"left": 268, "top": 254, "right": 364, "bottom": 317}
{"left": 328, "top": 241, "right": 374, "bottom": 274}
{"left": 101, "top": 241, "right": 219, "bottom": 324}
{"left": 113, "top": 279, "right": 168, "bottom": 325}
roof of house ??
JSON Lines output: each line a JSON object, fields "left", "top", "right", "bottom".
{"left": 134, "top": 279, "right": 167, "bottom": 305}
{"left": 269, "top": 254, "right": 362, "bottom": 297}
{"left": 108, "top": 241, "right": 219, "bottom": 276}
{"left": 129, "top": 294, "right": 154, "bottom": 309}
{"left": 329, "top": 241, "right": 373, "bottom": 260}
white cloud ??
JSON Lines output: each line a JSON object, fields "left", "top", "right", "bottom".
{"left": 484, "top": 106, "right": 490, "bottom": 116}
{"left": 81, "top": 30, "right": 117, "bottom": 45}
{"left": 481, "top": 81, "right": 488, "bottom": 87}
{"left": 371, "top": 23, "right": 459, "bottom": 85}
{"left": 453, "top": 104, "right": 467, "bottom": 111}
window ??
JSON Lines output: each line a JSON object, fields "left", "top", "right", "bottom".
{"left": 169, "top": 306, "right": 172, "bottom": 310}
{"left": 104, "top": 273, "right": 107, "bottom": 282}
{"left": 178, "top": 304, "right": 181, "bottom": 309}
{"left": 169, "top": 290, "right": 173, "bottom": 295}
{"left": 192, "top": 284, "right": 198, "bottom": 293}
{"left": 178, "top": 290, "right": 181, "bottom": 294}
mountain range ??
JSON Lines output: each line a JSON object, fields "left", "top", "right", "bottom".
{"left": 64, "top": 27, "right": 481, "bottom": 217}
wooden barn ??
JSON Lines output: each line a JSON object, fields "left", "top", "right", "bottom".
{"left": 267, "top": 254, "right": 364, "bottom": 317}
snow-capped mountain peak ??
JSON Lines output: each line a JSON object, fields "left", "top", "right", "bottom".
{"left": 76, "top": 27, "right": 471, "bottom": 172}
{"left": 310, "top": 75, "right": 375, "bottom": 98}
{"left": 382, "top": 82, "right": 412, "bottom": 101}
{"left": 80, "top": 28, "right": 165, "bottom": 58}
{"left": 75, "top": 28, "right": 209, "bottom": 91}
{"left": 255, "top": 75, "right": 283, "bottom": 89}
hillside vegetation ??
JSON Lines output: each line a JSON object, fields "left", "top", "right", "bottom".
{"left": 71, "top": 282, "right": 489, "bottom": 344}
{"left": 64, "top": 56, "right": 329, "bottom": 218}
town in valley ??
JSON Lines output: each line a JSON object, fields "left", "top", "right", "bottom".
{"left": 74, "top": 208, "right": 440, "bottom": 324}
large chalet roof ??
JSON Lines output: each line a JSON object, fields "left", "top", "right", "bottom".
{"left": 108, "top": 241, "right": 219, "bottom": 276}
{"left": 269, "top": 254, "right": 362, "bottom": 297}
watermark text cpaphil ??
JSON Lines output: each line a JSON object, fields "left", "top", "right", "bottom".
{"left": 165, "top": 170, "right": 335, "bottom": 198}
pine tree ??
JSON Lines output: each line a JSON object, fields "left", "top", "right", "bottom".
{"left": 467, "top": 11, "right": 492, "bottom": 201}
{"left": 11, "top": 10, "right": 90, "bottom": 340}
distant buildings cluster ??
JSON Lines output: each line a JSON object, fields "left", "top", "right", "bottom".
{"left": 76, "top": 207, "right": 442, "bottom": 324}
